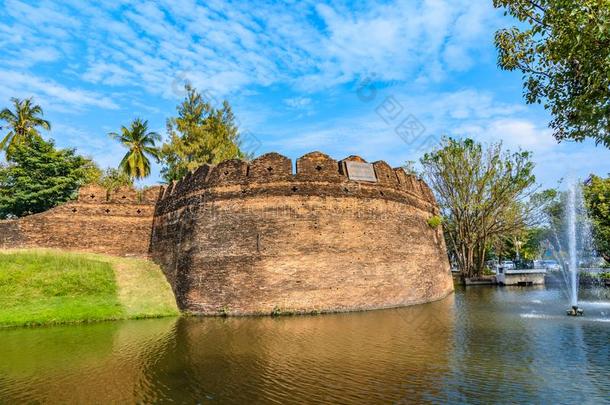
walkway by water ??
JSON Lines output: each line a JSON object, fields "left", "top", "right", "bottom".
{"left": 0, "top": 287, "right": 608, "bottom": 404}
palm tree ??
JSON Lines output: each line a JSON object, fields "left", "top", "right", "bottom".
{"left": 109, "top": 118, "right": 161, "bottom": 180}
{"left": 0, "top": 97, "right": 51, "bottom": 158}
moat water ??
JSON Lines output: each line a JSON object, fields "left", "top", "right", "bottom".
{"left": 1, "top": 287, "right": 608, "bottom": 404}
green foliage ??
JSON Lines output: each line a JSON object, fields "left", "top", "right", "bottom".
{"left": 421, "top": 137, "right": 537, "bottom": 277}
{"left": 96, "top": 168, "right": 134, "bottom": 191}
{"left": 81, "top": 160, "right": 104, "bottom": 186}
{"left": 482, "top": 267, "right": 495, "bottom": 276}
{"left": 494, "top": 0, "right": 610, "bottom": 147}
{"left": 0, "top": 97, "right": 51, "bottom": 158}
{"left": 160, "top": 84, "right": 245, "bottom": 182}
{"left": 402, "top": 160, "right": 420, "bottom": 176}
{"left": 109, "top": 118, "right": 161, "bottom": 180}
{"left": 0, "top": 136, "right": 96, "bottom": 218}
{"left": 489, "top": 227, "right": 547, "bottom": 261}
{"left": 519, "top": 227, "right": 547, "bottom": 260}
{"left": 427, "top": 215, "right": 443, "bottom": 228}
{"left": 488, "top": 189, "right": 559, "bottom": 262}
{"left": 83, "top": 166, "right": 134, "bottom": 192}
{"left": 584, "top": 174, "right": 610, "bottom": 263}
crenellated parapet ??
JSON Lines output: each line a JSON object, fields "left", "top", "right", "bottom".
{"left": 249, "top": 152, "right": 292, "bottom": 180}
{"left": 295, "top": 151, "right": 342, "bottom": 181}
{"left": 150, "top": 151, "right": 451, "bottom": 315}
{"left": 154, "top": 152, "right": 438, "bottom": 216}
{"left": 78, "top": 185, "right": 162, "bottom": 205}
{"left": 0, "top": 184, "right": 163, "bottom": 257}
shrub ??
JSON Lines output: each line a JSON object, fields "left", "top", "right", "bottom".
{"left": 427, "top": 215, "right": 443, "bottom": 229}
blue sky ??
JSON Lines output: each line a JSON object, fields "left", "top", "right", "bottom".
{"left": 1, "top": 0, "right": 608, "bottom": 188}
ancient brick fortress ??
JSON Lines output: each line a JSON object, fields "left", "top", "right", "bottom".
{"left": 0, "top": 151, "right": 454, "bottom": 315}
{"left": 150, "top": 152, "right": 454, "bottom": 315}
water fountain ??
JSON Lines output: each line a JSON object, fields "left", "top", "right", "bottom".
{"left": 555, "top": 180, "right": 594, "bottom": 316}
{"left": 566, "top": 183, "right": 583, "bottom": 316}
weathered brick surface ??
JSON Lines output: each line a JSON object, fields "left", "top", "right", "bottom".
{"left": 373, "top": 160, "right": 399, "bottom": 187}
{"left": 0, "top": 186, "right": 160, "bottom": 257}
{"left": 151, "top": 152, "right": 453, "bottom": 315}
{"left": 78, "top": 185, "right": 107, "bottom": 203}
{"left": 207, "top": 159, "right": 249, "bottom": 186}
{"left": 110, "top": 186, "right": 139, "bottom": 203}
{"left": 296, "top": 151, "right": 342, "bottom": 182}
{"left": 248, "top": 153, "right": 292, "bottom": 182}
{"left": 0, "top": 151, "right": 453, "bottom": 315}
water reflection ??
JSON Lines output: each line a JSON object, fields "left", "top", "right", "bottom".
{"left": 0, "top": 319, "right": 177, "bottom": 403}
{"left": 0, "top": 288, "right": 608, "bottom": 404}
{"left": 142, "top": 296, "right": 455, "bottom": 403}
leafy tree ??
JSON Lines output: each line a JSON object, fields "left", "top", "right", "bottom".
{"left": 421, "top": 138, "right": 537, "bottom": 278}
{"left": 109, "top": 118, "right": 160, "bottom": 180}
{"left": 0, "top": 97, "right": 51, "bottom": 157}
{"left": 0, "top": 136, "right": 96, "bottom": 218}
{"left": 584, "top": 175, "right": 610, "bottom": 263}
{"left": 518, "top": 227, "right": 548, "bottom": 260}
{"left": 498, "top": 189, "right": 561, "bottom": 262}
{"left": 79, "top": 163, "right": 133, "bottom": 191}
{"left": 490, "top": 227, "right": 548, "bottom": 263}
{"left": 96, "top": 168, "right": 133, "bottom": 191}
{"left": 160, "top": 84, "right": 245, "bottom": 182}
{"left": 81, "top": 160, "right": 105, "bottom": 187}
{"left": 494, "top": 0, "right": 610, "bottom": 147}
{"left": 402, "top": 160, "right": 420, "bottom": 176}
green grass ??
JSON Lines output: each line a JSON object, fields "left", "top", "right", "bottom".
{"left": 0, "top": 249, "right": 179, "bottom": 327}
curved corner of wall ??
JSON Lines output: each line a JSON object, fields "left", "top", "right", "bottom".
{"left": 150, "top": 151, "right": 453, "bottom": 315}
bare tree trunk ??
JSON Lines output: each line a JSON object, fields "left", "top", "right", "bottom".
{"left": 475, "top": 239, "right": 487, "bottom": 277}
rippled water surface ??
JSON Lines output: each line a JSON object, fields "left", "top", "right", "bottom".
{"left": 1, "top": 287, "right": 609, "bottom": 404}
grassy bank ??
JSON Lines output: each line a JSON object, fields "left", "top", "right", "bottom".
{"left": 0, "top": 249, "right": 179, "bottom": 327}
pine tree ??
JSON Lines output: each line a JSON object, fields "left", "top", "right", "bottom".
{"left": 160, "top": 84, "right": 244, "bottom": 182}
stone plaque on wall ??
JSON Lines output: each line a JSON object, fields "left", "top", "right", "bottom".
{"left": 345, "top": 161, "right": 377, "bottom": 182}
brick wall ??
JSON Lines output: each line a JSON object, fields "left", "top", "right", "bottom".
{"left": 0, "top": 185, "right": 160, "bottom": 257}
{"left": 151, "top": 152, "right": 453, "bottom": 315}
{"left": 0, "top": 151, "right": 454, "bottom": 315}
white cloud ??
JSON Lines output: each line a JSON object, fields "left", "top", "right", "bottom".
{"left": 82, "top": 62, "right": 134, "bottom": 86}
{"left": 50, "top": 122, "right": 125, "bottom": 169}
{"left": 4, "top": 46, "right": 62, "bottom": 68}
{"left": 257, "top": 85, "right": 609, "bottom": 188}
{"left": 473, "top": 118, "right": 557, "bottom": 152}
{"left": 2, "top": 0, "right": 606, "bottom": 187}
{"left": 284, "top": 97, "right": 312, "bottom": 109}
{"left": 0, "top": 0, "right": 502, "bottom": 99}
{"left": 0, "top": 70, "right": 119, "bottom": 111}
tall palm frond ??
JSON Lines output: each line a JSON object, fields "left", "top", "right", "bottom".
{"left": 109, "top": 118, "right": 161, "bottom": 180}
{"left": 0, "top": 97, "right": 51, "bottom": 157}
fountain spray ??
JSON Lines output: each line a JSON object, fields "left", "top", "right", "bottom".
{"left": 566, "top": 181, "right": 583, "bottom": 316}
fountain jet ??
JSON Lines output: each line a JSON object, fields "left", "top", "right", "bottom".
{"left": 566, "top": 183, "right": 581, "bottom": 316}
{"left": 548, "top": 180, "right": 596, "bottom": 316}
